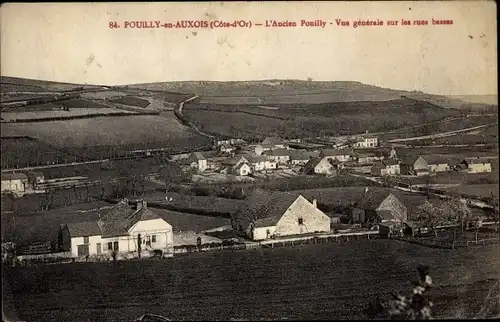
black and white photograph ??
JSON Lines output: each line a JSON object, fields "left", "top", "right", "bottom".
{"left": 1, "top": 1, "right": 498, "bottom": 321}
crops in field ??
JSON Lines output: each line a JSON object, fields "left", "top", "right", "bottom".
{"left": 1, "top": 137, "right": 78, "bottom": 169}
{"left": 183, "top": 98, "right": 458, "bottom": 139}
{"left": 4, "top": 240, "right": 500, "bottom": 321}
{"left": 109, "top": 96, "right": 151, "bottom": 108}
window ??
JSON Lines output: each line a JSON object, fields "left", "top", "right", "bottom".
{"left": 113, "top": 241, "right": 119, "bottom": 251}
{"left": 146, "top": 236, "right": 151, "bottom": 246}
{"left": 83, "top": 236, "right": 89, "bottom": 244}
{"left": 107, "top": 242, "right": 113, "bottom": 250}
{"left": 298, "top": 218, "right": 304, "bottom": 225}
{"left": 152, "top": 235, "right": 156, "bottom": 243}
{"left": 96, "top": 243, "right": 101, "bottom": 254}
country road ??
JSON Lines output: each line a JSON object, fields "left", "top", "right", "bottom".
{"left": 386, "top": 123, "right": 497, "bottom": 143}
{"left": 175, "top": 95, "right": 216, "bottom": 140}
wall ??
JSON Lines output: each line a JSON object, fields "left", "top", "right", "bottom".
{"left": 70, "top": 234, "right": 103, "bottom": 257}
{"left": 129, "top": 219, "right": 174, "bottom": 251}
{"left": 413, "top": 157, "right": 428, "bottom": 171}
{"left": 429, "top": 163, "right": 450, "bottom": 173}
{"left": 251, "top": 226, "right": 277, "bottom": 241}
{"left": 469, "top": 163, "right": 492, "bottom": 173}
{"left": 377, "top": 194, "right": 408, "bottom": 222}
{"left": 315, "top": 160, "right": 334, "bottom": 175}
{"left": 1, "top": 179, "right": 25, "bottom": 192}
{"left": 274, "top": 196, "right": 330, "bottom": 237}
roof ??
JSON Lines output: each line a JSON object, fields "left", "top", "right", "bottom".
{"left": 222, "top": 156, "right": 248, "bottom": 165}
{"left": 464, "top": 157, "right": 491, "bottom": 165}
{"left": 356, "top": 190, "right": 393, "bottom": 210}
{"left": 321, "top": 149, "right": 352, "bottom": 156}
{"left": 244, "top": 155, "right": 269, "bottom": 163}
{"left": 263, "top": 148, "right": 291, "bottom": 157}
{"left": 261, "top": 137, "right": 285, "bottom": 145}
{"left": 382, "top": 159, "right": 399, "bottom": 166}
{"left": 65, "top": 221, "right": 102, "bottom": 237}
{"left": 290, "top": 150, "right": 320, "bottom": 160}
{"left": 1, "top": 173, "right": 28, "bottom": 181}
{"left": 100, "top": 199, "right": 135, "bottom": 221}
{"left": 190, "top": 152, "right": 206, "bottom": 161}
{"left": 303, "top": 157, "right": 322, "bottom": 170}
{"left": 234, "top": 162, "right": 250, "bottom": 171}
{"left": 419, "top": 154, "right": 451, "bottom": 165}
{"left": 28, "top": 171, "right": 45, "bottom": 177}
{"left": 100, "top": 219, "right": 135, "bottom": 238}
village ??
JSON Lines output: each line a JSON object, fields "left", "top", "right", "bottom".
{"left": 2, "top": 133, "right": 498, "bottom": 266}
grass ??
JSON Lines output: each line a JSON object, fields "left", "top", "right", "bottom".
{"left": 109, "top": 96, "right": 151, "bottom": 108}
{"left": 183, "top": 98, "right": 458, "bottom": 139}
{"left": 4, "top": 240, "right": 500, "bottom": 321}
{"left": 1, "top": 108, "right": 134, "bottom": 121}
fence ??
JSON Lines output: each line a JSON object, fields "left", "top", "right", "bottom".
{"left": 394, "top": 235, "right": 499, "bottom": 249}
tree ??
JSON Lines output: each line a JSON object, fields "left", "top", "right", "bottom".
{"left": 489, "top": 194, "right": 499, "bottom": 232}
{"left": 441, "top": 198, "right": 471, "bottom": 234}
{"left": 366, "top": 265, "right": 433, "bottom": 320}
{"left": 414, "top": 201, "right": 446, "bottom": 237}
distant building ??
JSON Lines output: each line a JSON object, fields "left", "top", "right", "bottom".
{"left": 231, "top": 189, "right": 330, "bottom": 241}
{"left": 220, "top": 144, "right": 236, "bottom": 154}
{"left": 353, "top": 137, "right": 378, "bottom": 149}
{"left": 27, "top": 171, "right": 45, "bottom": 188}
{"left": 254, "top": 137, "right": 289, "bottom": 155}
{"left": 181, "top": 152, "right": 208, "bottom": 172}
{"left": 232, "top": 162, "right": 252, "bottom": 176}
{"left": 371, "top": 159, "right": 401, "bottom": 176}
{"left": 319, "top": 148, "right": 352, "bottom": 162}
{"left": 263, "top": 148, "right": 291, "bottom": 164}
{"left": 414, "top": 155, "right": 451, "bottom": 174}
{"left": 460, "top": 157, "right": 492, "bottom": 173}
{"left": 352, "top": 189, "right": 407, "bottom": 225}
{"left": 244, "top": 155, "right": 277, "bottom": 172}
{"left": 59, "top": 199, "right": 174, "bottom": 258}
{"left": 301, "top": 157, "right": 336, "bottom": 176}
{"left": 1, "top": 173, "right": 28, "bottom": 193}
{"left": 220, "top": 156, "right": 252, "bottom": 176}
{"left": 289, "top": 150, "right": 320, "bottom": 166}
{"left": 399, "top": 157, "right": 417, "bottom": 175}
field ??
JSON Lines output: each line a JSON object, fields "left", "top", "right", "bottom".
{"left": 109, "top": 96, "right": 151, "bottom": 108}
{"left": 442, "top": 184, "right": 500, "bottom": 199}
{"left": 4, "top": 240, "right": 500, "bottom": 321}
{"left": 1, "top": 107, "right": 135, "bottom": 121}
{"left": 1, "top": 114, "right": 209, "bottom": 159}
{"left": 183, "top": 98, "right": 458, "bottom": 139}
{"left": 1, "top": 137, "right": 78, "bottom": 168}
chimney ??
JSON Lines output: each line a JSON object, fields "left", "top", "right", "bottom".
{"left": 313, "top": 199, "right": 317, "bottom": 207}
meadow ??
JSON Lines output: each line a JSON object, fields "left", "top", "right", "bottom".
{"left": 4, "top": 240, "right": 500, "bottom": 321}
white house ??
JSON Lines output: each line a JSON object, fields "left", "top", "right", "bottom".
{"left": 371, "top": 159, "right": 401, "bottom": 176}
{"left": 254, "top": 137, "right": 289, "bottom": 155}
{"left": 461, "top": 157, "right": 492, "bottom": 173}
{"left": 60, "top": 199, "right": 174, "bottom": 258}
{"left": 353, "top": 137, "right": 378, "bottom": 148}
{"left": 319, "top": 149, "right": 352, "bottom": 162}
{"left": 301, "top": 157, "right": 336, "bottom": 176}
{"left": 220, "top": 144, "right": 236, "bottom": 154}
{"left": 1, "top": 173, "right": 28, "bottom": 193}
{"left": 289, "top": 150, "right": 320, "bottom": 166}
{"left": 414, "top": 155, "right": 451, "bottom": 174}
{"left": 245, "top": 155, "right": 277, "bottom": 172}
{"left": 263, "top": 148, "right": 291, "bottom": 164}
{"left": 181, "top": 152, "right": 208, "bottom": 172}
{"left": 231, "top": 189, "right": 331, "bottom": 241}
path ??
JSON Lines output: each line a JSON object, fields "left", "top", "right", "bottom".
{"left": 386, "top": 123, "right": 497, "bottom": 143}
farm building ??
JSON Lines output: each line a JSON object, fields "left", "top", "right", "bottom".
{"left": 232, "top": 162, "right": 252, "bottom": 176}
{"left": 244, "top": 155, "right": 277, "bottom": 172}
{"left": 352, "top": 189, "right": 408, "bottom": 225}
{"left": 261, "top": 136, "right": 288, "bottom": 149}
{"left": 301, "top": 157, "right": 336, "bottom": 176}
{"left": 399, "top": 157, "right": 417, "bottom": 175}
{"left": 220, "top": 144, "right": 236, "bottom": 154}
{"left": 371, "top": 159, "right": 401, "bottom": 176}
{"left": 319, "top": 148, "right": 352, "bottom": 162}
{"left": 27, "top": 171, "right": 45, "bottom": 188}
{"left": 220, "top": 156, "right": 252, "bottom": 175}
{"left": 181, "top": 152, "right": 208, "bottom": 172}
{"left": 289, "top": 150, "right": 320, "bottom": 165}
{"left": 356, "top": 153, "right": 381, "bottom": 164}
{"left": 1, "top": 173, "right": 28, "bottom": 193}
{"left": 414, "top": 155, "right": 452, "bottom": 174}
{"left": 353, "top": 137, "right": 378, "bottom": 149}
{"left": 263, "top": 148, "right": 291, "bottom": 164}
{"left": 231, "top": 189, "right": 330, "bottom": 241}
{"left": 460, "top": 157, "right": 492, "bottom": 174}
{"left": 59, "top": 199, "right": 174, "bottom": 258}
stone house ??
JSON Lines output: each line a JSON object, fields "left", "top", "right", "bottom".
{"left": 182, "top": 152, "right": 208, "bottom": 172}
{"left": 371, "top": 159, "right": 401, "bottom": 176}
{"left": 353, "top": 137, "right": 378, "bottom": 148}
{"left": 414, "top": 155, "right": 451, "bottom": 174}
{"left": 460, "top": 157, "right": 492, "bottom": 173}
{"left": 1, "top": 173, "right": 28, "bottom": 193}
{"left": 351, "top": 189, "right": 408, "bottom": 225}
{"left": 301, "top": 157, "right": 336, "bottom": 176}
{"left": 319, "top": 148, "right": 352, "bottom": 162}
{"left": 263, "top": 148, "right": 291, "bottom": 164}
{"left": 231, "top": 189, "right": 330, "bottom": 241}
{"left": 244, "top": 155, "right": 277, "bottom": 172}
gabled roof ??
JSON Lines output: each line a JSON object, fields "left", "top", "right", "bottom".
{"left": 1, "top": 173, "right": 28, "bottom": 181}
{"left": 65, "top": 221, "right": 102, "bottom": 237}
{"left": 263, "top": 148, "right": 290, "bottom": 157}
{"left": 244, "top": 155, "right": 269, "bottom": 163}
{"left": 382, "top": 159, "right": 399, "bottom": 166}
{"left": 303, "top": 157, "right": 323, "bottom": 170}
{"left": 261, "top": 137, "right": 285, "bottom": 145}
{"left": 400, "top": 156, "right": 417, "bottom": 165}
{"left": 464, "top": 157, "right": 491, "bottom": 165}
{"left": 222, "top": 156, "right": 248, "bottom": 165}
{"left": 100, "top": 199, "right": 135, "bottom": 221}
{"left": 289, "top": 150, "right": 320, "bottom": 160}
{"left": 189, "top": 152, "right": 206, "bottom": 161}
{"left": 419, "top": 154, "right": 451, "bottom": 165}
{"left": 234, "top": 162, "right": 250, "bottom": 171}
{"left": 356, "top": 190, "right": 394, "bottom": 210}
{"left": 321, "top": 148, "right": 352, "bottom": 156}
{"left": 100, "top": 219, "right": 135, "bottom": 238}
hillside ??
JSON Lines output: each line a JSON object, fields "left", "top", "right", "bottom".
{"left": 447, "top": 94, "right": 498, "bottom": 106}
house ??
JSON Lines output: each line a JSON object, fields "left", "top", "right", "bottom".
{"left": 319, "top": 148, "right": 352, "bottom": 162}
{"left": 221, "top": 155, "right": 249, "bottom": 168}
{"left": 254, "top": 144, "right": 275, "bottom": 156}
{"left": 460, "top": 157, "right": 492, "bottom": 173}
{"left": 289, "top": 150, "right": 320, "bottom": 166}
{"left": 220, "top": 144, "right": 236, "bottom": 154}
{"left": 400, "top": 157, "right": 417, "bottom": 175}
{"left": 414, "top": 155, "right": 451, "bottom": 174}
{"left": 1, "top": 173, "right": 28, "bottom": 193}
{"left": 356, "top": 153, "right": 379, "bottom": 164}
{"left": 231, "top": 189, "right": 331, "bottom": 241}
{"left": 59, "top": 199, "right": 174, "bottom": 258}
{"left": 232, "top": 162, "right": 252, "bottom": 176}
{"left": 263, "top": 148, "right": 291, "bottom": 164}
{"left": 301, "top": 157, "right": 336, "bottom": 176}
{"left": 181, "top": 152, "right": 208, "bottom": 172}
{"left": 261, "top": 136, "right": 288, "bottom": 149}
{"left": 371, "top": 159, "right": 401, "bottom": 176}
{"left": 244, "top": 155, "right": 277, "bottom": 172}
{"left": 352, "top": 189, "right": 408, "bottom": 225}
{"left": 353, "top": 137, "right": 378, "bottom": 148}
{"left": 27, "top": 171, "right": 45, "bottom": 188}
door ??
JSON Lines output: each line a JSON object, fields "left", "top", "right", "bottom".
{"left": 77, "top": 244, "right": 89, "bottom": 257}
{"left": 96, "top": 243, "right": 101, "bottom": 254}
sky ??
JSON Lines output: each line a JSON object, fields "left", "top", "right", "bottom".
{"left": 0, "top": 1, "right": 497, "bottom": 95}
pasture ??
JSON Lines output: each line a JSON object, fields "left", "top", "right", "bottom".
{"left": 183, "top": 98, "right": 458, "bottom": 139}
{"left": 1, "top": 108, "right": 134, "bottom": 121}
{"left": 4, "top": 240, "right": 500, "bottom": 321}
